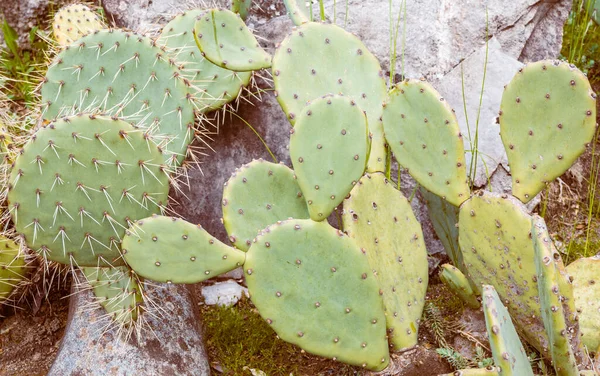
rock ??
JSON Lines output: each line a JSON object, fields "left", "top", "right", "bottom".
{"left": 371, "top": 345, "right": 452, "bottom": 376}
{"left": 48, "top": 280, "right": 210, "bottom": 376}
{"left": 201, "top": 280, "right": 249, "bottom": 306}
{"left": 0, "top": 0, "right": 50, "bottom": 46}
{"left": 452, "top": 308, "right": 488, "bottom": 360}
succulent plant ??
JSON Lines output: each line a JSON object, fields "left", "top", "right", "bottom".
{"left": 157, "top": 10, "right": 253, "bottom": 113}
{"left": 7, "top": 115, "right": 169, "bottom": 267}
{"left": 0, "top": 236, "right": 27, "bottom": 304}
{"left": 272, "top": 22, "right": 388, "bottom": 173}
{"left": 52, "top": 4, "right": 105, "bottom": 47}
{"left": 231, "top": 0, "right": 252, "bottom": 20}
{"left": 193, "top": 9, "right": 271, "bottom": 71}
{"left": 438, "top": 264, "right": 479, "bottom": 309}
{"left": 342, "top": 172, "right": 428, "bottom": 351}
{"left": 221, "top": 159, "right": 309, "bottom": 251}
{"left": 439, "top": 368, "right": 501, "bottom": 376}
{"left": 499, "top": 60, "right": 597, "bottom": 203}
{"left": 244, "top": 219, "right": 389, "bottom": 371}
{"left": 122, "top": 215, "right": 245, "bottom": 283}
{"left": 290, "top": 95, "right": 369, "bottom": 221}
{"left": 382, "top": 79, "right": 470, "bottom": 207}
{"left": 41, "top": 29, "right": 196, "bottom": 166}
{"left": 283, "top": 0, "right": 310, "bottom": 25}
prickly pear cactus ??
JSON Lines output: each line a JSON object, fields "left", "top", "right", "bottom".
{"left": 52, "top": 4, "right": 104, "bottom": 47}
{"left": 194, "top": 9, "right": 271, "bottom": 71}
{"left": 231, "top": 0, "right": 252, "bottom": 20}
{"left": 439, "top": 367, "right": 500, "bottom": 376}
{"left": 382, "top": 79, "right": 470, "bottom": 207}
{"left": 272, "top": 22, "right": 388, "bottom": 172}
{"left": 157, "top": 10, "right": 252, "bottom": 112}
{"left": 481, "top": 285, "right": 534, "bottom": 376}
{"left": 458, "top": 192, "right": 548, "bottom": 357}
{"left": 41, "top": 29, "right": 196, "bottom": 166}
{"left": 222, "top": 159, "right": 309, "bottom": 251}
{"left": 245, "top": 219, "right": 389, "bottom": 371}
{"left": 342, "top": 172, "right": 428, "bottom": 351}
{"left": 439, "top": 264, "right": 479, "bottom": 309}
{"left": 290, "top": 96, "right": 369, "bottom": 221}
{"left": 7, "top": 115, "right": 169, "bottom": 267}
{"left": 499, "top": 60, "right": 597, "bottom": 203}
{"left": 0, "top": 236, "right": 27, "bottom": 303}
{"left": 82, "top": 265, "right": 143, "bottom": 327}
{"left": 566, "top": 255, "right": 600, "bottom": 352}
{"left": 283, "top": 0, "right": 310, "bottom": 25}
{"left": 531, "top": 215, "right": 584, "bottom": 375}
{"left": 122, "top": 215, "right": 246, "bottom": 283}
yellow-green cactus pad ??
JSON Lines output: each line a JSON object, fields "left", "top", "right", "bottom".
{"left": 0, "top": 236, "right": 27, "bottom": 303}
{"left": 52, "top": 4, "right": 104, "bottom": 47}
{"left": 439, "top": 264, "right": 479, "bottom": 309}
{"left": 566, "top": 255, "right": 600, "bottom": 352}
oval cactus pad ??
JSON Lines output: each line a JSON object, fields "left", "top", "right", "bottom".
{"left": 52, "top": 4, "right": 105, "bottom": 47}
{"left": 566, "top": 255, "right": 600, "bottom": 352}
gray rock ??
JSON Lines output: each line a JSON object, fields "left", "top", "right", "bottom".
{"left": 0, "top": 0, "right": 49, "bottom": 46}
{"left": 49, "top": 280, "right": 210, "bottom": 376}
{"left": 201, "top": 280, "right": 249, "bottom": 306}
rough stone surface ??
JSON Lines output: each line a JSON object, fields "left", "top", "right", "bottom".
{"left": 0, "top": 0, "right": 50, "bottom": 46}
{"left": 452, "top": 308, "right": 488, "bottom": 360}
{"left": 372, "top": 345, "right": 452, "bottom": 375}
{"left": 48, "top": 279, "right": 210, "bottom": 376}
{"left": 201, "top": 280, "right": 249, "bottom": 306}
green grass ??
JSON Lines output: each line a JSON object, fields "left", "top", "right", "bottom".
{"left": 562, "top": 0, "right": 600, "bottom": 83}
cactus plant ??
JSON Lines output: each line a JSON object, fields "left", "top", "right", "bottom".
{"left": 283, "top": 0, "right": 310, "bottom": 25}
{"left": 122, "top": 215, "right": 246, "bottom": 283}
{"left": 193, "top": 9, "right": 272, "bottom": 71}
{"left": 82, "top": 265, "right": 143, "bottom": 327}
{"left": 271, "top": 22, "right": 388, "bottom": 172}
{"left": 439, "top": 368, "right": 500, "bottom": 376}
{"left": 382, "top": 79, "right": 470, "bottom": 207}
{"left": 52, "top": 4, "right": 105, "bottom": 47}
{"left": 7, "top": 115, "right": 169, "bottom": 267}
{"left": 342, "top": 172, "right": 428, "bottom": 351}
{"left": 439, "top": 264, "right": 479, "bottom": 309}
{"left": 531, "top": 215, "right": 585, "bottom": 375}
{"left": 157, "top": 10, "right": 252, "bottom": 113}
{"left": 221, "top": 159, "right": 309, "bottom": 251}
{"left": 290, "top": 95, "right": 369, "bottom": 221}
{"left": 565, "top": 255, "right": 600, "bottom": 352}
{"left": 0, "top": 236, "right": 27, "bottom": 303}
{"left": 499, "top": 60, "right": 596, "bottom": 203}
{"left": 231, "top": 0, "right": 252, "bottom": 20}
{"left": 244, "top": 219, "right": 389, "bottom": 371}
{"left": 41, "top": 29, "right": 196, "bottom": 166}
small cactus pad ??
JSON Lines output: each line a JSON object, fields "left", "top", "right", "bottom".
{"left": 565, "top": 255, "right": 600, "bottom": 352}
{"left": 499, "top": 60, "right": 597, "bottom": 203}
{"left": 193, "top": 9, "right": 271, "bottom": 71}
{"left": 7, "top": 116, "right": 169, "bottom": 267}
{"left": 272, "top": 22, "right": 387, "bottom": 172}
{"left": 342, "top": 172, "right": 428, "bottom": 350}
{"left": 283, "top": 0, "right": 310, "bottom": 25}
{"left": 439, "top": 264, "right": 479, "bottom": 309}
{"left": 593, "top": 1, "right": 600, "bottom": 25}
{"left": 290, "top": 96, "right": 369, "bottom": 221}
{"left": 41, "top": 29, "right": 196, "bottom": 166}
{"left": 420, "top": 187, "right": 463, "bottom": 271}
{"left": 439, "top": 367, "right": 500, "bottom": 376}
{"left": 458, "top": 192, "right": 548, "bottom": 356}
{"left": 532, "top": 215, "right": 584, "bottom": 375}
{"left": 0, "top": 237, "right": 27, "bottom": 303}
{"left": 231, "top": 0, "right": 252, "bottom": 20}
{"left": 122, "top": 215, "right": 246, "bottom": 283}
{"left": 481, "top": 285, "right": 534, "bottom": 376}
{"left": 52, "top": 4, "right": 104, "bottom": 47}
{"left": 222, "top": 159, "right": 309, "bottom": 251}
{"left": 383, "top": 80, "right": 470, "bottom": 207}
{"left": 245, "top": 219, "right": 389, "bottom": 371}
{"left": 82, "top": 265, "right": 143, "bottom": 326}
{"left": 157, "top": 10, "right": 252, "bottom": 112}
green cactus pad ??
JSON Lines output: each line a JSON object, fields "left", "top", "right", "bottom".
{"left": 481, "top": 285, "right": 534, "bottom": 376}
{"left": 7, "top": 115, "right": 169, "bottom": 267}
{"left": 383, "top": 80, "right": 470, "bottom": 207}
{"left": 439, "top": 367, "right": 500, "bottom": 376}
{"left": 593, "top": 0, "right": 599, "bottom": 25}
{"left": 532, "top": 215, "right": 586, "bottom": 375}
{"left": 342, "top": 172, "right": 428, "bottom": 350}
{"left": 290, "top": 96, "right": 369, "bottom": 221}
{"left": 52, "top": 4, "right": 105, "bottom": 47}
{"left": 245, "top": 219, "right": 389, "bottom": 371}
{"left": 193, "top": 9, "right": 271, "bottom": 71}
{"left": 0, "top": 237, "right": 27, "bottom": 303}
{"left": 158, "top": 10, "right": 252, "bottom": 113}
{"left": 272, "top": 22, "right": 387, "bottom": 172}
{"left": 231, "top": 0, "right": 252, "bottom": 20}
{"left": 566, "top": 255, "right": 600, "bottom": 352}
{"left": 283, "top": 0, "right": 310, "bottom": 25}
{"left": 41, "top": 29, "right": 196, "bottom": 166}
{"left": 499, "top": 60, "right": 597, "bottom": 203}
{"left": 82, "top": 265, "right": 143, "bottom": 326}
{"left": 458, "top": 192, "right": 548, "bottom": 357}
{"left": 439, "top": 264, "right": 479, "bottom": 309}
{"left": 420, "top": 187, "right": 463, "bottom": 271}
{"left": 222, "top": 159, "right": 309, "bottom": 251}
{"left": 122, "top": 215, "right": 246, "bottom": 283}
